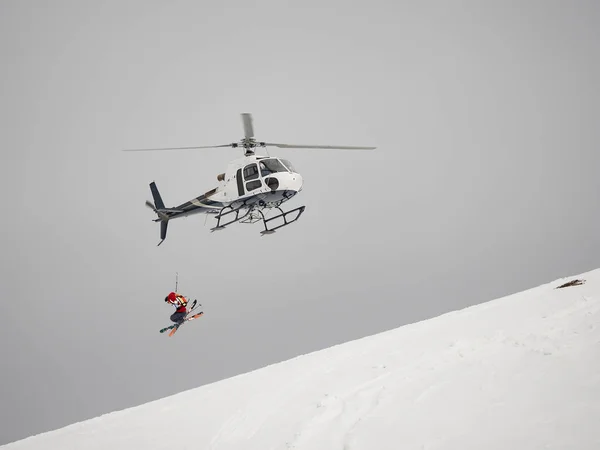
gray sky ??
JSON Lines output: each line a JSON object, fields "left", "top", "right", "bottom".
{"left": 1, "top": 0, "right": 599, "bottom": 445}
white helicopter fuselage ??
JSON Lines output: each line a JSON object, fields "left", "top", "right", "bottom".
{"left": 212, "top": 154, "right": 303, "bottom": 206}
{"left": 165, "top": 154, "right": 304, "bottom": 222}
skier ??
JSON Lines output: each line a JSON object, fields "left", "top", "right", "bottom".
{"left": 165, "top": 292, "right": 188, "bottom": 325}
{"left": 159, "top": 292, "right": 202, "bottom": 335}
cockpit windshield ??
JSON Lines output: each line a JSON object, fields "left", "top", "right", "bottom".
{"left": 259, "top": 158, "right": 290, "bottom": 176}
{"left": 280, "top": 159, "right": 296, "bottom": 173}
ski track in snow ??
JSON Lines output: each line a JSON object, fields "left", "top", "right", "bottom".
{"left": 287, "top": 375, "right": 388, "bottom": 450}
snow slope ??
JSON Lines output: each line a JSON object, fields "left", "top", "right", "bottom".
{"left": 4, "top": 270, "right": 600, "bottom": 449}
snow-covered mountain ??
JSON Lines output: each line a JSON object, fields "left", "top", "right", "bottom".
{"left": 4, "top": 270, "right": 600, "bottom": 449}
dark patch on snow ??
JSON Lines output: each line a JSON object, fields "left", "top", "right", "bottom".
{"left": 555, "top": 279, "right": 586, "bottom": 289}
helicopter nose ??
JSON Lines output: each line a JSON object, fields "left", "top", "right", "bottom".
{"left": 292, "top": 173, "right": 303, "bottom": 192}
{"left": 264, "top": 173, "right": 303, "bottom": 194}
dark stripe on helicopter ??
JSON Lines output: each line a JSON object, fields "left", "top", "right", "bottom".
{"left": 159, "top": 187, "right": 298, "bottom": 221}
{"left": 165, "top": 189, "right": 224, "bottom": 217}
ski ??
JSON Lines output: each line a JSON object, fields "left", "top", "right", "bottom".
{"left": 168, "top": 312, "right": 203, "bottom": 337}
{"left": 159, "top": 312, "right": 204, "bottom": 335}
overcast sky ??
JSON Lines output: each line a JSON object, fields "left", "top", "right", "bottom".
{"left": 1, "top": 0, "right": 599, "bottom": 445}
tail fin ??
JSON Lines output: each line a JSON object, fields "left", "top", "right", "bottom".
{"left": 146, "top": 182, "right": 177, "bottom": 246}
{"left": 150, "top": 181, "right": 165, "bottom": 210}
{"left": 159, "top": 221, "right": 168, "bottom": 246}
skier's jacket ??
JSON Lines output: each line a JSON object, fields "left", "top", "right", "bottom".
{"left": 166, "top": 292, "right": 188, "bottom": 313}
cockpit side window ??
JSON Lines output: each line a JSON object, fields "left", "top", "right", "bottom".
{"left": 246, "top": 180, "right": 262, "bottom": 191}
{"left": 243, "top": 163, "right": 259, "bottom": 181}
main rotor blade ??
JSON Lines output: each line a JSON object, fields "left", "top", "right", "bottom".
{"left": 241, "top": 113, "right": 254, "bottom": 139}
{"left": 264, "top": 143, "right": 376, "bottom": 150}
{"left": 122, "top": 144, "right": 233, "bottom": 152}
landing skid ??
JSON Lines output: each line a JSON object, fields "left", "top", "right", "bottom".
{"left": 210, "top": 204, "right": 305, "bottom": 234}
{"left": 257, "top": 206, "right": 306, "bottom": 235}
{"left": 210, "top": 203, "right": 252, "bottom": 232}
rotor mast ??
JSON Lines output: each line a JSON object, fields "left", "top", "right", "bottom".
{"left": 237, "top": 113, "right": 265, "bottom": 156}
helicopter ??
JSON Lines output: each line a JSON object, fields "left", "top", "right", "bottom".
{"left": 123, "top": 113, "right": 375, "bottom": 245}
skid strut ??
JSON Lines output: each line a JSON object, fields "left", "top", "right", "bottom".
{"left": 210, "top": 203, "right": 252, "bottom": 232}
{"left": 258, "top": 206, "right": 306, "bottom": 235}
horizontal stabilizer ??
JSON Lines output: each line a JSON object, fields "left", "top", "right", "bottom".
{"left": 146, "top": 200, "right": 169, "bottom": 221}
{"left": 156, "top": 208, "right": 184, "bottom": 214}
